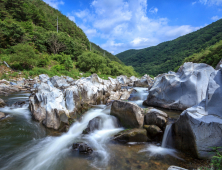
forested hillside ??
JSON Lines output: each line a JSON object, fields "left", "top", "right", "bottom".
{"left": 0, "top": 0, "right": 138, "bottom": 79}
{"left": 175, "top": 40, "right": 222, "bottom": 71}
{"left": 90, "top": 42, "right": 123, "bottom": 64}
{"left": 116, "top": 19, "right": 222, "bottom": 76}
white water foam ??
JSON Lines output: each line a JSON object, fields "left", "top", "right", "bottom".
{"left": 1, "top": 105, "right": 123, "bottom": 170}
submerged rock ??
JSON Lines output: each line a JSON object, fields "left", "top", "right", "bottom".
{"left": 114, "top": 128, "right": 148, "bottom": 143}
{"left": 111, "top": 100, "right": 144, "bottom": 128}
{"left": 144, "top": 108, "right": 168, "bottom": 130}
{"left": 0, "top": 98, "right": 6, "bottom": 107}
{"left": 173, "top": 69, "right": 222, "bottom": 159}
{"left": 144, "top": 62, "right": 215, "bottom": 110}
{"left": 72, "top": 143, "right": 93, "bottom": 154}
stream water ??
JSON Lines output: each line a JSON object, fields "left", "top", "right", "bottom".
{"left": 0, "top": 90, "right": 208, "bottom": 170}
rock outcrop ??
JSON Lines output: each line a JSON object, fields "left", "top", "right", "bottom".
{"left": 29, "top": 74, "right": 135, "bottom": 130}
{"left": 173, "top": 68, "right": 222, "bottom": 159}
{"left": 29, "top": 82, "right": 69, "bottom": 130}
{"left": 110, "top": 100, "right": 144, "bottom": 128}
{"left": 144, "top": 62, "right": 215, "bottom": 110}
{"left": 114, "top": 128, "right": 148, "bottom": 143}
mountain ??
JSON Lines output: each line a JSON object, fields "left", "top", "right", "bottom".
{"left": 116, "top": 19, "right": 222, "bottom": 76}
{"left": 0, "top": 0, "right": 138, "bottom": 78}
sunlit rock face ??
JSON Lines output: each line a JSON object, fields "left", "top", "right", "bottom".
{"left": 110, "top": 100, "right": 144, "bottom": 128}
{"left": 173, "top": 69, "right": 222, "bottom": 159}
{"left": 143, "top": 62, "right": 215, "bottom": 110}
{"left": 29, "top": 74, "right": 136, "bottom": 130}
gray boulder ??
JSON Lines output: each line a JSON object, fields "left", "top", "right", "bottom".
{"left": 133, "top": 74, "right": 154, "bottom": 88}
{"left": 144, "top": 108, "right": 168, "bottom": 130}
{"left": 173, "top": 69, "right": 222, "bottom": 159}
{"left": 0, "top": 98, "right": 6, "bottom": 107}
{"left": 114, "top": 128, "right": 148, "bottom": 143}
{"left": 144, "top": 62, "right": 215, "bottom": 110}
{"left": 110, "top": 100, "right": 144, "bottom": 128}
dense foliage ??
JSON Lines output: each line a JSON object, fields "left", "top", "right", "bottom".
{"left": 116, "top": 19, "right": 222, "bottom": 76}
{"left": 175, "top": 40, "right": 222, "bottom": 71}
{"left": 0, "top": 0, "right": 138, "bottom": 78}
{"left": 77, "top": 52, "right": 137, "bottom": 76}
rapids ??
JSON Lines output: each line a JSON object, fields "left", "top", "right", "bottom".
{"left": 0, "top": 90, "right": 206, "bottom": 170}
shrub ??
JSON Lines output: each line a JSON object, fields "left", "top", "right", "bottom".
{"left": 10, "top": 43, "right": 38, "bottom": 69}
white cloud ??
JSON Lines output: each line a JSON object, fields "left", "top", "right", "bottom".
{"left": 192, "top": 1, "right": 197, "bottom": 5}
{"left": 149, "top": 7, "right": 158, "bottom": 14}
{"left": 73, "top": 0, "right": 200, "bottom": 54}
{"left": 43, "top": 0, "right": 64, "bottom": 9}
{"left": 211, "top": 15, "right": 221, "bottom": 20}
{"left": 67, "top": 14, "right": 75, "bottom": 22}
{"left": 199, "top": 0, "right": 222, "bottom": 5}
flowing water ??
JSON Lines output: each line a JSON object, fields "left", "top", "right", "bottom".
{"left": 0, "top": 91, "right": 208, "bottom": 170}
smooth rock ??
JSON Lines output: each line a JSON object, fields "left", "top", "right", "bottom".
{"left": 144, "top": 108, "right": 168, "bottom": 129}
{"left": 168, "top": 166, "right": 187, "bottom": 170}
{"left": 0, "top": 112, "right": 6, "bottom": 119}
{"left": 83, "top": 117, "right": 102, "bottom": 134}
{"left": 0, "top": 98, "right": 6, "bottom": 107}
{"left": 173, "top": 69, "right": 222, "bottom": 159}
{"left": 144, "top": 62, "right": 215, "bottom": 110}
{"left": 114, "top": 128, "right": 148, "bottom": 143}
{"left": 111, "top": 100, "right": 144, "bottom": 128}
{"left": 144, "top": 125, "right": 163, "bottom": 137}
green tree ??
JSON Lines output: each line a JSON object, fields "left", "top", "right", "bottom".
{"left": 64, "top": 55, "right": 73, "bottom": 71}
{"left": 10, "top": 43, "right": 38, "bottom": 69}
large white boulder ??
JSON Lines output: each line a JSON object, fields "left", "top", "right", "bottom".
{"left": 30, "top": 74, "right": 130, "bottom": 129}
{"left": 29, "top": 83, "right": 69, "bottom": 130}
{"left": 144, "top": 63, "right": 215, "bottom": 110}
{"left": 173, "top": 69, "right": 222, "bottom": 159}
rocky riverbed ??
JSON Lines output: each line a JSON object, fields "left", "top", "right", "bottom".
{"left": 1, "top": 62, "right": 221, "bottom": 169}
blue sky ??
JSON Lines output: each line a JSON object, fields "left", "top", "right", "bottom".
{"left": 43, "top": 0, "right": 222, "bottom": 54}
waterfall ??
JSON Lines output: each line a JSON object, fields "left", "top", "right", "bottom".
{"left": 1, "top": 105, "right": 123, "bottom": 170}
{"left": 161, "top": 124, "right": 172, "bottom": 148}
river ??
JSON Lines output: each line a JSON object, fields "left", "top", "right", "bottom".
{"left": 0, "top": 89, "right": 208, "bottom": 170}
